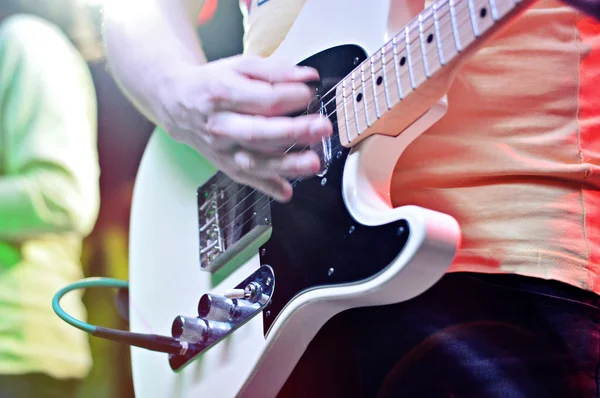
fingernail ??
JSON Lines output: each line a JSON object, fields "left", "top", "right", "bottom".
{"left": 310, "top": 117, "right": 331, "bottom": 136}
{"left": 279, "top": 185, "right": 293, "bottom": 202}
{"left": 294, "top": 66, "right": 319, "bottom": 79}
{"left": 298, "top": 156, "right": 320, "bottom": 173}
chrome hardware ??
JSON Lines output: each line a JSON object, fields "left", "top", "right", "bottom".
{"left": 315, "top": 135, "right": 332, "bottom": 178}
{"left": 198, "top": 293, "right": 256, "bottom": 323}
{"left": 168, "top": 265, "right": 275, "bottom": 371}
{"left": 198, "top": 191, "right": 223, "bottom": 262}
{"left": 171, "top": 316, "right": 231, "bottom": 344}
{"left": 306, "top": 89, "right": 332, "bottom": 178}
{"left": 244, "top": 282, "right": 264, "bottom": 303}
{"left": 197, "top": 173, "right": 272, "bottom": 273}
{"left": 198, "top": 294, "right": 235, "bottom": 321}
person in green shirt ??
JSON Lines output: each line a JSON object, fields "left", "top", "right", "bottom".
{"left": 0, "top": 2, "right": 100, "bottom": 397}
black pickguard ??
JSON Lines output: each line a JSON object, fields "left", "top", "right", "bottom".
{"left": 259, "top": 45, "right": 410, "bottom": 333}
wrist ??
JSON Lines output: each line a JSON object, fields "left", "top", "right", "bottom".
{"left": 149, "top": 61, "right": 209, "bottom": 140}
{"left": 151, "top": 62, "right": 195, "bottom": 122}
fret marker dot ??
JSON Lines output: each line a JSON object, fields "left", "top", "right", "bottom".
{"left": 356, "top": 93, "right": 363, "bottom": 103}
{"left": 427, "top": 34, "right": 434, "bottom": 43}
{"left": 480, "top": 7, "right": 487, "bottom": 18}
{"left": 376, "top": 76, "right": 383, "bottom": 85}
{"left": 400, "top": 56, "right": 406, "bottom": 66}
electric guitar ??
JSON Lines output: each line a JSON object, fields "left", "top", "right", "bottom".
{"left": 128, "top": 0, "right": 533, "bottom": 396}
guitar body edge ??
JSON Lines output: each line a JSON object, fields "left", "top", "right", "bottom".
{"left": 128, "top": 1, "right": 460, "bottom": 397}
{"left": 239, "top": 100, "right": 459, "bottom": 397}
{"left": 240, "top": 208, "right": 459, "bottom": 398}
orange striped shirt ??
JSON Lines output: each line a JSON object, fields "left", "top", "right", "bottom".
{"left": 239, "top": 0, "right": 600, "bottom": 294}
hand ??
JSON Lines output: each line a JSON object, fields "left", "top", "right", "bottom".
{"left": 155, "top": 55, "right": 333, "bottom": 202}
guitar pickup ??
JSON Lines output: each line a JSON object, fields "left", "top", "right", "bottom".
{"left": 197, "top": 172, "right": 272, "bottom": 273}
{"left": 198, "top": 192, "right": 224, "bottom": 266}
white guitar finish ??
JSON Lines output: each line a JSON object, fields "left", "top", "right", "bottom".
{"left": 128, "top": 0, "right": 460, "bottom": 397}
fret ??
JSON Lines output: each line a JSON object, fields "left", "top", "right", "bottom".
{"left": 336, "top": 0, "right": 533, "bottom": 148}
{"left": 380, "top": 47, "right": 392, "bottom": 110}
{"left": 489, "top": 0, "right": 516, "bottom": 21}
{"left": 369, "top": 58, "right": 381, "bottom": 118}
{"left": 434, "top": 0, "right": 459, "bottom": 64}
{"left": 449, "top": 0, "right": 463, "bottom": 51}
{"left": 468, "top": 0, "right": 480, "bottom": 36}
{"left": 358, "top": 66, "right": 369, "bottom": 127}
{"left": 382, "top": 41, "right": 402, "bottom": 105}
{"left": 407, "top": 22, "right": 428, "bottom": 89}
{"left": 395, "top": 32, "right": 414, "bottom": 98}
{"left": 391, "top": 36, "right": 404, "bottom": 100}
{"left": 469, "top": 0, "right": 495, "bottom": 36}
{"left": 490, "top": 0, "right": 499, "bottom": 18}
{"left": 404, "top": 26, "right": 417, "bottom": 88}
{"left": 359, "top": 63, "right": 376, "bottom": 126}
{"left": 350, "top": 72, "right": 368, "bottom": 134}
{"left": 339, "top": 81, "right": 352, "bottom": 142}
{"left": 418, "top": 6, "right": 442, "bottom": 78}
{"left": 432, "top": 1, "right": 445, "bottom": 65}
{"left": 451, "top": 0, "right": 477, "bottom": 50}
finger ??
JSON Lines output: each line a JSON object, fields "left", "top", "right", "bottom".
{"left": 233, "top": 149, "right": 321, "bottom": 178}
{"left": 233, "top": 55, "right": 320, "bottom": 83}
{"left": 211, "top": 76, "right": 315, "bottom": 116}
{"left": 231, "top": 173, "right": 293, "bottom": 203}
{"left": 206, "top": 113, "right": 332, "bottom": 148}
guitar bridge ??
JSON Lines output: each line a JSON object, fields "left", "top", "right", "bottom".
{"left": 197, "top": 172, "right": 272, "bottom": 273}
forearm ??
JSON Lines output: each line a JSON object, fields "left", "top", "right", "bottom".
{"left": 0, "top": 169, "right": 97, "bottom": 240}
{"left": 103, "top": 0, "right": 207, "bottom": 125}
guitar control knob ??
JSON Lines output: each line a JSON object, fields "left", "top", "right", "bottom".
{"left": 198, "top": 293, "right": 258, "bottom": 322}
{"left": 171, "top": 316, "right": 230, "bottom": 344}
{"left": 198, "top": 294, "right": 236, "bottom": 322}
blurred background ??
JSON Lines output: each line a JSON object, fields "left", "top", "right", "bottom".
{"left": 2, "top": 1, "right": 243, "bottom": 397}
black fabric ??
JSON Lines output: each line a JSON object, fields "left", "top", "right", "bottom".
{"left": 279, "top": 272, "right": 600, "bottom": 397}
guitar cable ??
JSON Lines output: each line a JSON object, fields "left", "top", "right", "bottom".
{"left": 52, "top": 277, "right": 189, "bottom": 356}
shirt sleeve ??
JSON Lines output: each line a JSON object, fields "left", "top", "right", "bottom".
{"left": 0, "top": 15, "right": 100, "bottom": 241}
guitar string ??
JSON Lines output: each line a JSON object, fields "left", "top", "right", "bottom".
{"left": 208, "top": 13, "right": 496, "bottom": 234}
{"left": 309, "top": 0, "right": 515, "bottom": 108}
{"left": 204, "top": 0, "right": 521, "bottom": 236}
{"left": 206, "top": 3, "right": 491, "bottom": 216}
{"left": 205, "top": 13, "right": 495, "bottom": 236}
{"left": 204, "top": 2, "right": 516, "bottom": 241}
{"left": 261, "top": 8, "right": 474, "bottom": 162}
{"left": 314, "top": 5, "right": 482, "bottom": 111}
{"left": 211, "top": 0, "right": 516, "bottom": 215}
{"left": 205, "top": 8, "right": 474, "bottom": 216}
{"left": 203, "top": 10, "right": 481, "bottom": 227}
{"left": 306, "top": 3, "right": 489, "bottom": 109}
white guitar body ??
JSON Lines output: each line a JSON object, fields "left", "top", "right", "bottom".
{"left": 128, "top": 0, "right": 462, "bottom": 396}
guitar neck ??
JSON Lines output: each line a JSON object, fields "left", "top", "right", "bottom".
{"left": 336, "top": 0, "right": 536, "bottom": 147}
